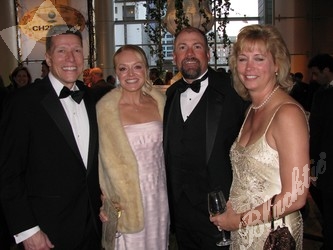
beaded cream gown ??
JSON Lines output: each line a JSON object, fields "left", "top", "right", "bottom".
{"left": 229, "top": 104, "right": 303, "bottom": 250}
{"left": 115, "top": 121, "right": 170, "bottom": 250}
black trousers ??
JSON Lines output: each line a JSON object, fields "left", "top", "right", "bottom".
{"left": 172, "top": 193, "right": 229, "bottom": 250}
{"left": 75, "top": 213, "right": 101, "bottom": 250}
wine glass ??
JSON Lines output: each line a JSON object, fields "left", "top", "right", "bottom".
{"left": 208, "top": 190, "right": 232, "bottom": 246}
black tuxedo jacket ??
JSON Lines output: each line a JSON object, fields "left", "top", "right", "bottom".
{"left": 0, "top": 77, "right": 101, "bottom": 248}
{"left": 310, "top": 87, "right": 333, "bottom": 190}
{"left": 163, "top": 67, "right": 248, "bottom": 204}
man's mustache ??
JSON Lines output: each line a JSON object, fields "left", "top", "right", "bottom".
{"left": 182, "top": 57, "right": 200, "bottom": 65}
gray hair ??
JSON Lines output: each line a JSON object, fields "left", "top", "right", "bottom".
{"left": 46, "top": 24, "right": 82, "bottom": 52}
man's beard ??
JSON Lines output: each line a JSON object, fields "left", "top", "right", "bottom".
{"left": 180, "top": 57, "right": 201, "bottom": 80}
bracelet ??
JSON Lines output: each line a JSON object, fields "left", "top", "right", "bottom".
{"left": 240, "top": 213, "right": 247, "bottom": 227}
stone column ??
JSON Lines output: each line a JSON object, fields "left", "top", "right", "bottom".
{"left": 94, "top": 0, "right": 115, "bottom": 78}
{"left": 0, "top": 1, "right": 18, "bottom": 86}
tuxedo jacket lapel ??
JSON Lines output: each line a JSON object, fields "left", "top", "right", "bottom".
{"left": 42, "top": 90, "right": 83, "bottom": 164}
{"left": 163, "top": 84, "right": 181, "bottom": 155}
{"left": 206, "top": 87, "right": 224, "bottom": 164}
{"left": 41, "top": 80, "right": 85, "bottom": 167}
{"left": 83, "top": 90, "right": 98, "bottom": 175}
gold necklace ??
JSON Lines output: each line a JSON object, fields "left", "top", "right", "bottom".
{"left": 252, "top": 86, "right": 279, "bottom": 110}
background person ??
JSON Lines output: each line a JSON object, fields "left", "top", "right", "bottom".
{"left": 307, "top": 53, "right": 333, "bottom": 90}
{"left": 89, "top": 67, "right": 113, "bottom": 100}
{"left": 41, "top": 60, "right": 50, "bottom": 78}
{"left": 7, "top": 66, "right": 32, "bottom": 90}
{"left": 307, "top": 53, "right": 333, "bottom": 218}
{"left": 210, "top": 24, "right": 309, "bottom": 249}
{"left": 34, "top": 60, "right": 50, "bottom": 84}
{"left": 289, "top": 72, "right": 319, "bottom": 112}
{"left": 309, "top": 54, "right": 333, "bottom": 250}
{"left": 83, "top": 68, "right": 92, "bottom": 87}
{"left": 164, "top": 71, "right": 174, "bottom": 85}
{"left": 149, "top": 68, "right": 164, "bottom": 85}
{"left": 106, "top": 74, "right": 117, "bottom": 89}
{"left": 97, "top": 45, "right": 169, "bottom": 250}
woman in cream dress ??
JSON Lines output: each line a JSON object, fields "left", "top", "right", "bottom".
{"left": 209, "top": 24, "right": 309, "bottom": 249}
{"left": 97, "top": 45, "right": 169, "bottom": 250}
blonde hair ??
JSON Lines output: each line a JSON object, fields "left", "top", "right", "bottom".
{"left": 113, "top": 45, "right": 153, "bottom": 93}
{"left": 229, "top": 24, "right": 292, "bottom": 100}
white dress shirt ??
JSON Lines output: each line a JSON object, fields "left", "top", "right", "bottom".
{"left": 180, "top": 70, "right": 209, "bottom": 121}
{"left": 51, "top": 73, "right": 90, "bottom": 168}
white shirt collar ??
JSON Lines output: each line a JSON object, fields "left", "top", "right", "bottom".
{"left": 48, "top": 72, "right": 78, "bottom": 96}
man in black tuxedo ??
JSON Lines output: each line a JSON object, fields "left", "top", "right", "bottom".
{"left": 163, "top": 27, "right": 247, "bottom": 249}
{"left": 0, "top": 25, "right": 101, "bottom": 249}
{"left": 308, "top": 53, "right": 333, "bottom": 250}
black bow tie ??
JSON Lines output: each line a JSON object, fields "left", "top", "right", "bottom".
{"left": 178, "top": 73, "right": 208, "bottom": 93}
{"left": 59, "top": 86, "right": 84, "bottom": 104}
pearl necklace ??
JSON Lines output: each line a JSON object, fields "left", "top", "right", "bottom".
{"left": 252, "top": 86, "right": 279, "bottom": 110}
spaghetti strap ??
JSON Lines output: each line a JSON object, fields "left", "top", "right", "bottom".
{"left": 237, "top": 107, "right": 252, "bottom": 142}
{"left": 263, "top": 102, "right": 307, "bottom": 135}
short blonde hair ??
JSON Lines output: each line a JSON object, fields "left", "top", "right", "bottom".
{"left": 229, "top": 24, "right": 292, "bottom": 100}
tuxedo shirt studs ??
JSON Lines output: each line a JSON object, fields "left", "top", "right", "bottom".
{"left": 180, "top": 78, "right": 209, "bottom": 121}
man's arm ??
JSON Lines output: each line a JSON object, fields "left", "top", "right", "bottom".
{"left": 14, "top": 226, "right": 40, "bottom": 243}
{"left": 22, "top": 230, "right": 54, "bottom": 250}
{"left": 0, "top": 95, "right": 38, "bottom": 236}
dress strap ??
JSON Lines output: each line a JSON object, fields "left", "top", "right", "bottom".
{"left": 237, "top": 107, "right": 252, "bottom": 142}
{"left": 263, "top": 102, "right": 307, "bottom": 135}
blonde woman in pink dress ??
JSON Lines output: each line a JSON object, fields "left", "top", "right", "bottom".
{"left": 97, "top": 45, "right": 169, "bottom": 250}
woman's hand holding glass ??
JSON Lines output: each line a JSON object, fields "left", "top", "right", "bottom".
{"left": 208, "top": 190, "right": 232, "bottom": 246}
{"left": 209, "top": 199, "right": 241, "bottom": 232}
